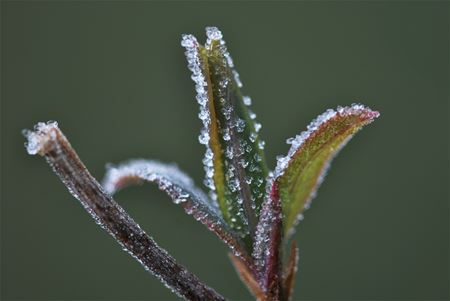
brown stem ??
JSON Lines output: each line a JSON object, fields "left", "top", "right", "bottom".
{"left": 24, "top": 121, "right": 226, "bottom": 301}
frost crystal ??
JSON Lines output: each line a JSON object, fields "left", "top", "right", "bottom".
{"left": 205, "top": 26, "right": 223, "bottom": 42}
{"left": 252, "top": 186, "right": 282, "bottom": 288}
{"left": 274, "top": 104, "right": 378, "bottom": 179}
{"left": 182, "top": 27, "right": 269, "bottom": 235}
{"left": 103, "top": 160, "right": 224, "bottom": 222}
{"left": 23, "top": 121, "right": 59, "bottom": 155}
{"left": 258, "top": 140, "right": 265, "bottom": 150}
{"left": 102, "top": 159, "right": 250, "bottom": 265}
{"left": 181, "top": 32, "right": 218, "bottom": 199}
{"left": 232, "top": 70, "right": 243, "bottom": 88}
{"left": 242, "top": 96, "right": 252, "bottom": 106}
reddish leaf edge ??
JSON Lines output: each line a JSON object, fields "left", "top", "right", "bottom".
{"left": 253, "top": 184, "right": 283, "bottom": 300}
{"left": 102, "top": 160, "right": 252, "bottom": 265}
{"left": 272, "top": 104, "right": 380, "bottom": 237}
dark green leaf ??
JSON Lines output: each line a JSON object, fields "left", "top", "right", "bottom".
{"left": 182, "top": 27, "right": 268, "bottom": 242}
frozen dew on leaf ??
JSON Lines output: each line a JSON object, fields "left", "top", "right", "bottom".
{"left": 273, "top": 103, "right": 379, "bottom": 237}
{"left": 181, "top": 26, "right": 269, "bottom": 239}
{"left": 103, "top": 159, "right": 251, "bottom": 264}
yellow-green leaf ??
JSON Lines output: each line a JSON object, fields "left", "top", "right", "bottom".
{"left": 273, "top": 104, "right": 379, "bottom": 237}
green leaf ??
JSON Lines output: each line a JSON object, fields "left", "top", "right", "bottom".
{"left": 182, "top": 27, "right": 268, "bottom": 242}
{"left": 273, "top": 104, "right": 380, "bottom": 237}
{"left": 102, "top": 159, "right": 251, "bottom": 264}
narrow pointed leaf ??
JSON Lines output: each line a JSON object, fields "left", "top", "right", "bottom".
{"left": 253, "top": 184, "right": 283, "bottom": 299}
{"left": 23, "top": 122, "right": 226, "bottom": 301}
{"left": 282, "top": 241, "right": 299, "bottom": 300}
{"left": 103, "top": 160, "right": 251, "bottom": 264}
{"left": 181, "top": 27, "right": 268, "bottom": 241}
{"left": 229, "top": 253, "right": 265, "bottom": 301}
{"left": 273, "top": 104, "right": 380, "bottom": 237}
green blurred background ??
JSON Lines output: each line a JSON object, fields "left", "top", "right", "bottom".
{"left": 1, "top": 1, "right": 448, "bottom": 300}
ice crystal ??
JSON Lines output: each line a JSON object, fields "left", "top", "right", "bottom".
{"left": 243, "top": 96, "right": 252, "bottom": 106}
{"left": 181, "top": 26, "right": 270, "bottom": 239}
{"left": 23, "top": 121, "right": 59, "bottom": 155}
{"left": 274, "top": 104, "right": 378, "bottom": 179}
{"left": 103, "top": 159, "right": 250, "bottom": 263}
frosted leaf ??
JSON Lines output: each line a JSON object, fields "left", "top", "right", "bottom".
{"left": 182, "top": 27, "right": 269, "bottom": 238}
{"left": 271, "top": 104, "right": 379, "bottom": 237}
{"left": 103, "top": 159, "right": 250, "bottom": 263}
{"left": 274, "top": 104, "right": 378, "bottom": 179}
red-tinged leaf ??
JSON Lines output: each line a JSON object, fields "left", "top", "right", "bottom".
{"left": 282, "top": 241, "right": 299, "bottom": 300}
{"left": 253, "top": 184, "right": 283, "bottom": 300}
{"left": 103, "top": 159, "right": 251, "bottom": 264}
{"left": 181, "top": 27, "right": 269, "bottom": 242}
{"left": 229, "top": 253, "right": 265, "bottom": 301}
{"left": 272, "top": 104, "right": 380, "bottom": 237}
